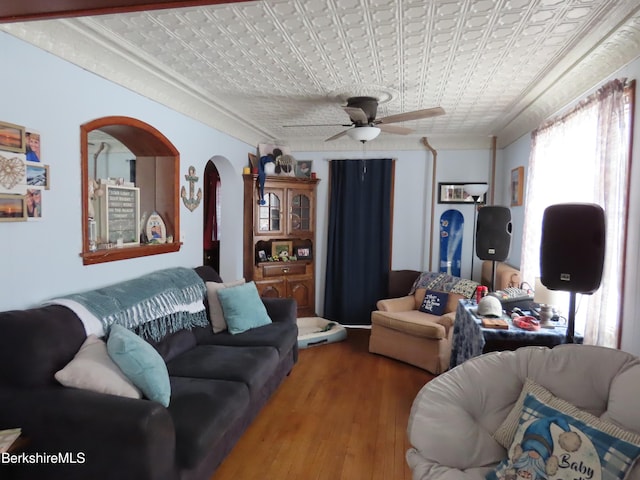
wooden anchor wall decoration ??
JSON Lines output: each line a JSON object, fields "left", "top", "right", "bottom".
{"left": 180, "top": 165, "right": 202, "bottom": 212}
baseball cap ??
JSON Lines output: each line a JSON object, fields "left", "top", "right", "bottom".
{"left": 477, "top": 295, "right": 503, "bottom": 318}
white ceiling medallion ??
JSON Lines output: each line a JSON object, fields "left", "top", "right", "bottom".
{"left": 329, "top": 85, "right": 399, "bottom": 105}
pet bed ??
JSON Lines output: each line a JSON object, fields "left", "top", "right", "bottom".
{"left": 296, "top": 317, "right": 347, "bottom": 348}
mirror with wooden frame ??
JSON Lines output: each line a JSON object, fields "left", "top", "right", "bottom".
{"left": 80, "top": 116, "right": 181, "bottom": 265}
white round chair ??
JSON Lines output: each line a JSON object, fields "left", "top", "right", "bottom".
{"left": 406, "top": 344, "right": 640, "bottom": 479}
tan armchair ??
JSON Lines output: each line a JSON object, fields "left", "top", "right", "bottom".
{"left": 368, "top": 288, "right": 465, "bottom": 374}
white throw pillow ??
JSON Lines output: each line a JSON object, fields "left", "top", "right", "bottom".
{"left": 205, "top": 279, "right": 245, "bottom": 333}
{"left": 55, "top": 334, "right": 142, "bottom": 399}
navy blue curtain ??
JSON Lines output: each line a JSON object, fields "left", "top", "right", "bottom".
{"left": 323, "top": 159, "right": 393, "bottom": 325}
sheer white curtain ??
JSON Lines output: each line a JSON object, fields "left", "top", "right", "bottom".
{"left": 520, "top": 79, "right": 633, "bottom": 347}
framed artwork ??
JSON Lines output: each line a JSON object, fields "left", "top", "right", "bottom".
{"left": 100, "top": 185, "right": 141, "bottom": 246}
{"left": 25, "top": 129, "right": 41, "bottom": 163}
{"left": 511, "top": 167, "right": 524, "bottom": 206}
{"left": 25, "top": 161, "right": 49, "bottom": 189}
{"left": 295, "top": 160, "right": 312, "bottom": 178}
{"left": 0, "top": 193, "right": 27, "bottom": 222}
{"left": 26, "top": 187, "right": 43, "bottom": 219}
{"left": 0, "top": 121, "right": 26, "bottom": 153}
{"left": 271, "top": 240, "right": 293, "bottom": 260}
{"left": 438, "top": 183, "right": 487, "bottom": 204}
{"left": 295, "top": 246, "right": 312, "bottom": 260}
{"left": 0, "top": 152, "right": 26, "bottom": 194}
{"left": 248, "top": 153, "right": 258, "bottom": 171}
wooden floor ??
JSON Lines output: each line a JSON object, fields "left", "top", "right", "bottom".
{"left": 211, "top": 328, "right": 434, "bottom": 480}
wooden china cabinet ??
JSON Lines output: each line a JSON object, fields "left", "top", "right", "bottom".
{"left": 243, "top": 174, "right": 319, "bottom": 317}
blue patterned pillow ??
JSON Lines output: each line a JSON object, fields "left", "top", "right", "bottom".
{"left": 418, "top": 290, "right": 449, "bottom": 316}
{"left": 488, "top": 380, "right": 640, "bottom": 480}
{"left": 107, "top": 324, "right": 171, "bottom": 407}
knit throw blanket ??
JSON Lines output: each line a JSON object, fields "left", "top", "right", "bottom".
{"left": 50, "top": 267, "right": 208, "bottom": 341}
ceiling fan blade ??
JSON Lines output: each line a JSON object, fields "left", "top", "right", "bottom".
{"left": 378, "top": 124, "right": 413, "bottom": 135}
{"left": 377, "top": 107, "right": 445, "bottom": 124}
{"left": 282, "top": 124, "right": 352, "bottom": 127}
{"left": 325, "top": 129, "right": 350, "bottom": 142}
{"left": 343, "top": 106, "right": 368, "bottom": 125}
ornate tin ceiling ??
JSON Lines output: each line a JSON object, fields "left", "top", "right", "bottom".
{"left": 2, "top": 0, "right": 640, "bottom": 150}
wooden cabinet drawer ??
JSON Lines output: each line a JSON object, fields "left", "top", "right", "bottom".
{"left": 262, "top": 263, "right": 306, "bottom": 277}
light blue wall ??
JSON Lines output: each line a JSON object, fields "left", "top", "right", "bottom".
{"left": 0, "top": 32, "right": 252, "bottom": 311}
{"left": 500, "top": 134, "right": 531, "bottom": 268}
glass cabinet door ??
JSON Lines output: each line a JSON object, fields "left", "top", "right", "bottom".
{"left": 288, "top": 190, "right": 313, "bottom": 234}
{"left": 256, "top": 189, "right": 283, "bottom": 235}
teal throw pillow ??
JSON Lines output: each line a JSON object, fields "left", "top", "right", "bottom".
{"left": 216, "top": 281, "right": 272, "bottom": 335}
{"left": 418, "top": 289, "right": 449, "bottom": 316}
{"left": 107, "top": 324, "right": 171, "bottom": 407}
{"left": 487, "top": 380, "right": 640, "bottom": 480}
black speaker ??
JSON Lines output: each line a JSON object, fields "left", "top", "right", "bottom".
{"left": 475, "top": 206, "right": 512, "bottom": 262}
{"left": 540, "top": 203, "right": 605, "bottom": 293}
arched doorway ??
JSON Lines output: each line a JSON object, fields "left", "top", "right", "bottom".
{"left": 203, "top": 160, "right": 221, "bottom": 271}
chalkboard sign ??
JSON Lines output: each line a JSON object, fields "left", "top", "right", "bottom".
{"left": 100, "top": 185, "right": 140, "bottom": 246}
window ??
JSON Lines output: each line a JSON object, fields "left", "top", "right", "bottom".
{"left": 521, "top": 79, "right": 634, "bottom": 347}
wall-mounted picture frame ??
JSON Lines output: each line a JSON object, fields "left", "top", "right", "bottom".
{"left": 26, "top": 187, "right": 42, "bottom": 219}
{"left": 271, "top": 240, "right": 293, "bottom": 260}
{"left": 0, "top": 121, "right": 26, "bottom": 153}
{"left": 25, "top": 129, "right": 41, "bottom": 163}
{"left": 511, "top": 166, "right": 524, "bottom": 206}
{"left": 0, "top": 193, "right": 27, "bottom": 222}
{"left": 0, "top": 152, "right": 26, "bottom": 194}
{"left": 438, "top": 182, "right": 487, "bottom": 204}
{"left": 295, "top": 160, "right": 312, "bottom": 178}
{"left": 25, "top": 161, "right": 49, "bottom": 190}
{"left": 295, "top": 246, "right": 312, "bottom": 260}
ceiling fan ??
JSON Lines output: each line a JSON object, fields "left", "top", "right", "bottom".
{"left": 285, "top": 96, "right": 445, "bottom": 142}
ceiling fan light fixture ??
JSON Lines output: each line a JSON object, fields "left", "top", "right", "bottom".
{"left": 346, "top": 126, "right": 381, "bottom": 142}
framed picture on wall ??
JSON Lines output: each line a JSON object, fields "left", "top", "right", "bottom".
{"left": 0, "top": 193, "right": 27, "bottom": 222}
{"left": 511, "top": 167, "right": 524, "bottom": 206}
{"left": 25, "top": 161, "right": 49, "bottom": 189}
{"left": 438, "top": 182, "right": 487, "bottom": 204}
{"left": 0, "top": 121, "right": 25, "bottom": 153}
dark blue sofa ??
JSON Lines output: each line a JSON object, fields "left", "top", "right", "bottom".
{"left": 0, "top": 266, "right": 298, "bottom": 480}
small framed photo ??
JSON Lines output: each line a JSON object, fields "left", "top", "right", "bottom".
{"left": 271, "top": 240, "right": 293, "bottom": 260}
{"left": 295, "top": 246, "right": 312, "bottom": 260}
{"left": 258, "top": 250, "right": 268, "bottom": 262}
{"left": 25, "top": 130, "right": 41, "bottom": 163}
{"left": 0, "top": 121, "right": 26, "bottom": 153}
{"left": 26, "top": 161, "right": 50, "bottom": 189}
{"left": 295, "top": 160, "right": 312, "bottom": 178}
{"left": 26, "top": 187, "right": 43, "bottom": 219}
{"left": 0, "top": 193, "right": 27, "bottom": 222}
{"left": 511, "top": 166, "right": 524, "bottom": 206}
